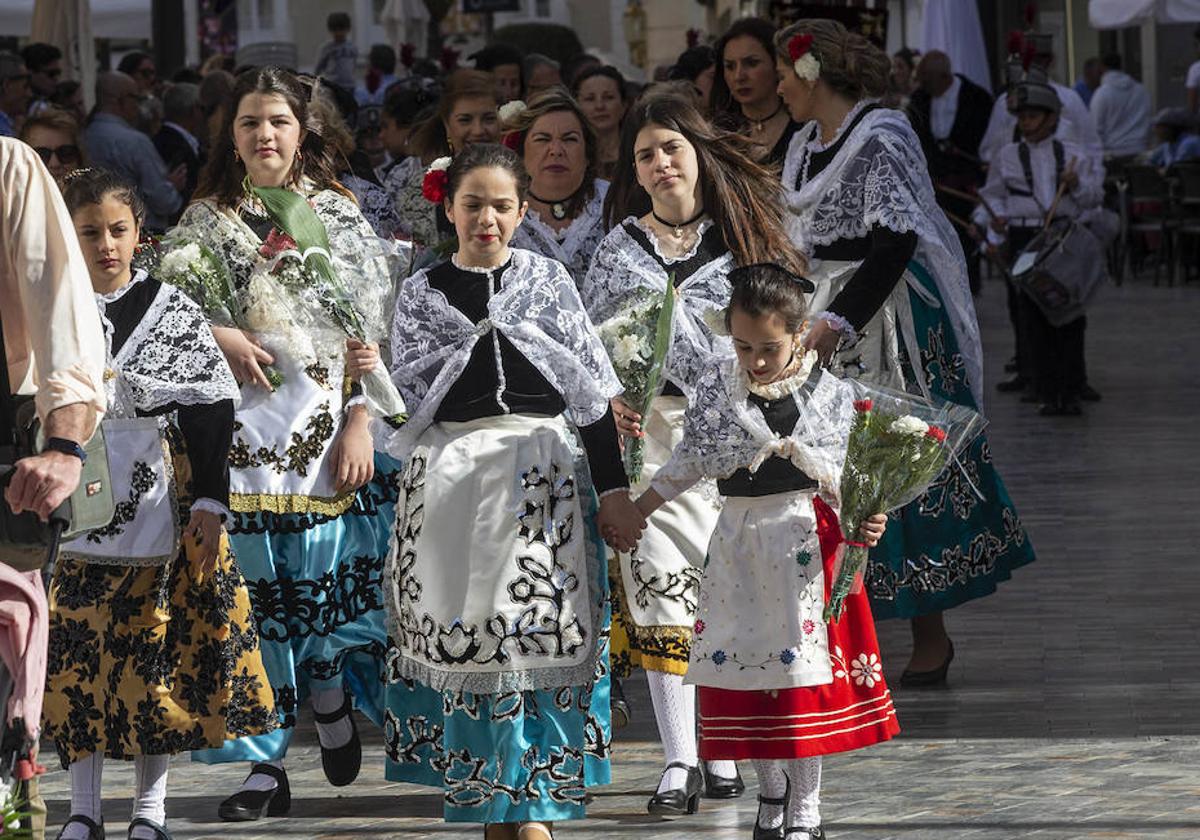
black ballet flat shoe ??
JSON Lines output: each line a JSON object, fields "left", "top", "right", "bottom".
{"left": 610, "top": 676, "right": 631, "bottom": 731}
{"left": 217, "top": 763, "right": 291, "bottom": 822}
{"left": 1079, "top": 384, "right": 1102, "bottom": 402}
{"left": 785, "top": 826, "right": 826, "bottom": 839}
{"left": 703, "top": 763, "right": 745, "bottom": 799}
{"left": 646, "top": 761, "right": 703, "bottom": 818}
{"left": 56, "top": 815, "right": 105, "bottom": 840}
{"left": 995, "top": 375, "right": 1028, "bottom": 393}
{"left": 127, "top": 817, "right": 173, "bottom": 839}
{"left": 753, "top": 778, "right": 790, "bottom": 840}
{"left": 314, "top": 691, "right": 362, "bottom": 787}
{"left": 899, "top": 639, "right": 955, "bottom": 688}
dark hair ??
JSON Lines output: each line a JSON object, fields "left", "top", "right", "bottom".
{"left": 572, "top": 64, "right": 628, "bottom": 103}
{"left": 473, "top": 42, "right": 525, "bottom": 72}
{"left": 501, "top": 86, "right": 598, "bottom": 216}
{"left": 194, "top": 67, "right": 350, "bottom": 208}
{"left": 62, "top": 167, "right": 146, "bottom": 227}
{"left": 20, "top": 42, "right": 61, "bottom": 72}
{"left": 893, "top": 47, "right": 920, "bottom": 71}
{"left": 562, "top": 53, "right": 602, "bottom": 87}
{"left": 1101, "top": 52, "right": 1122, "bottom": 71}
{"left": 726, "top": 263, "right": 811, "bottom": 333}
{"left": 327, "top": 12, "right": 351, "bottom": 32}
{"left": 445, "top": 142, "right": 530, "bottom": 203}
{"left": 669, "top": 45, "right": 715, "bottom": 82}
{"left": 172, "top": 67, "right": 204, "bottom": 85}
{"left": 604, "top": 92, "right": 806, "bottom": 276}
{"left": 775, "top": 19, "right": 892, "bottom": 101}
{"left": 407, "top": 69, "right": 499, "bottom": 162}
{"left": 382, "top": 82, "right": 439, "bottom": 126}
{"left": 117, "top": 51, "right": 153, "bottom": 76}
{"left": 710, "top": 17, "right": 778, "bottom": 129}
{"left": 369, "top": 44, "right": 396, "bottom": 74}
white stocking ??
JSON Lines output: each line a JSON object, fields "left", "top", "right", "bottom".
{"left": 752, "top": 759, "right": 787, "bottom": 830}
{"left": 129, "top": 754, "right": 169, "bottom": 839}
{"left": 646, "top": 670, "right": 698, "bottom": 793}
{"left": 784, "top": 757, "right": 822, "bottom": 830}
{"left": 312, "top": 686, "right": 354, "bottom": 750}
{"left": 237, "top": 759, "right": 284, "bottom": 793}
{"left": 62, "top": 753, "right": 103, "bottom": 840}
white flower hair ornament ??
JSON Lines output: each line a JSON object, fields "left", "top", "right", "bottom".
{"left": 787, "top": 33, "right": 821, "bottom": 82}
{"left": 498, "top": 99, "right": 528, "bottom": 125}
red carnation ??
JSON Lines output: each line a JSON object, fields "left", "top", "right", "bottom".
{"left": 259, "top": 227, "right": 297, "bottom": 259}
{"left": 687, "top": 28, "right": 701, "bottom": 49}
{"left": 1006, "top": 30, "right": 1025, "bottom": 57}
{"left": 501, "top": 131, "right": 522, "bottom": 151}
{"left": 788, "top": 33, "right": 814, "bottom": 63}
{"left": 853, "top": 399, "right": 873, "bottom": 413}
{"left": 440, "top": 46, "right": 460, "bottom": 72}
{"left": 422, "top": 168, "right": 449, "bottom": 203}
{"left": 400, "top": 43, "right": 416, "bottom": 69}
{"left": 926, "top": 426, "right": 947, "bottom": 443}
{"left": 1021, "top": 41, "right": 1037, "bottom": 71}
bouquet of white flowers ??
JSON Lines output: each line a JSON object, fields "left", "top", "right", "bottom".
{"left": 595, "top": 281, "right": 676, "bottom": 483}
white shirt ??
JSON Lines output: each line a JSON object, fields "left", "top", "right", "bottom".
{"left": 163, "top": 121, "right": 200, "bottom": 157}
{"left": 1187, "top": 59, "right": 1200, "bottom": 90}
{"left": 931, "top": 75, "right": 962, "bottom": 140}
{"left": 1089, "top": 70, "right": 1151, "bottom": 157}
{"left": 979, "top": 81, "right": 1102, "bottom": 166}
{"left": 974, "top": 135, "right": 1104, "bottom": 239}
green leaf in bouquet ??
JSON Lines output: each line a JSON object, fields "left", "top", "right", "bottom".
{"left": 642, "top": 275, "right": 676, "bottom": 408}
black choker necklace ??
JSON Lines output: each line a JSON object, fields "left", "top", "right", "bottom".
{"left": 745, "top": 102, "right": 783, "bottom": 133}
{"left": 529, "top": 188, "right": 580, "bottom": 220}
{"left": 651, "top": 207, "right": 706, "bottom": 239}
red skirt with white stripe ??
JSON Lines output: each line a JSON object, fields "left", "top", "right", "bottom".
{"left": 698, "top": 497, "right": 899, "bottom": 760}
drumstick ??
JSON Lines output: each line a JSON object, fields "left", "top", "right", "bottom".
{"left": 1043, "top": 157, "right": 1077, "bottom": 232}
{"left": 937, "top": 182, "right": 1002, "bottom": 223}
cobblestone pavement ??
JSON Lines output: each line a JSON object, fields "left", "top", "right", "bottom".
{"left": 40, "top": 272, "right": 1200, "bottom": 838}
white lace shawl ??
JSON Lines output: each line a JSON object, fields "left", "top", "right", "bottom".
{"left": 651, "top": 356, "right": 854, "bottom": 507}
{"left": 510, "top": 180, "right": 609, "bottom": 285}
{"left": 384, "top": 248, "right": 623, "bottom": 458}
{"left": 580, "top": 217, "right": 734, "bottom": 397}
{"left": 782, "top": 107, "right": 984, "bottom": 407}
{"left": 98, "top": 271, "right": 240, "bottom": 418}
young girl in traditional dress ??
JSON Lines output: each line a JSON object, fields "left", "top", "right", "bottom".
{"left": 635, "top": 263, "right": 896, "bottom": 839}
{"left": 44, "top": 168, "right": 276, "bottom": 840}
{"left": 381, "top": 142, "right": 645, "bottom": 840}
{"left": 583, "top": 91, "right": 807, "bottom": 813}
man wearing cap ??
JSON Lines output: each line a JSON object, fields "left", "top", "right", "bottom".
{"left": 979, "top": 33, "right": 1101, "bottom": 167}
{"left": 1147, "top": 108, "right": 1200, "bottom": 168}
{"left": 973, "top": 80, "right": 1104, "bottom": 417}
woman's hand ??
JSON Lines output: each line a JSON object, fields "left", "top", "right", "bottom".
{"left": 597, "top": 491, "right": 647, "bottom": 554}
{"left": 211, "top": 326, "right": 275, "bottom": 390}
{"left": 802, "top": 318, "right": 843, "bottom": 366}
{"left": 612, "top": 397, "right": 642, "bottom": 439}
{"left": 331, "top": 406, "right": 375, "bottom": 494}
{"left": 857, "top": 513, "right": 888, "bottom": 548}
{"left": 345, "top": 339, "right": 381, "bottom": 382}
{"left": 185, "top": 508, "right": 223, "bottom": 574}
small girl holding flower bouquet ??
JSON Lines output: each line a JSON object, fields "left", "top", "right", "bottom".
{"left": 634, "top": 264, "right": 896, "bottom": 839}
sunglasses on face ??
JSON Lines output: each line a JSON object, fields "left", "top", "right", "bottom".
{"left": 34, "top": 144, "right": 81, "bottom": 164}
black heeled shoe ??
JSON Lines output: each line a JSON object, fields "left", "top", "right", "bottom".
{"left": 646, "top": 761, "right": 702, "bottom": 818}
{"left": 127, "top": 817, "right": 173, "bottom": 839}
{"left": 56, "top": 815, "right": 104, "bottom": 840}
{"left": 899, "top": 639, "right": 955, "bottom": 688}
{"left": 703, "top": 763, "right": 745, "bottom": 799}
{"left": 753, "top": 778, "right": 790, "bottom": 840}
{"left": 313, "top": 691, "right": 362, "bottom": 787}
{"left": 217, "top": 763, "right": 291, "bottom": 822}
{"left": 610, "top": 676, "right": 631, "bottom": 731}
{"left": 785, "top": 826, "right": 826, "bottom": 839}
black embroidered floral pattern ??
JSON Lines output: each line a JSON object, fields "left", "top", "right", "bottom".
{"left": 86, "top": 461, "right": 157, "bottom": 543}
{"left": 227, "top": 402, "right": 336, "bottom": 477}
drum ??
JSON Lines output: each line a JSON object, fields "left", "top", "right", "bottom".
{"left": 1010, "top": 217, "right": 1108, "bottom": 327}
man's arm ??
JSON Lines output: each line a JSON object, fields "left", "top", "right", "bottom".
{"left": 4, "top": 403, "right": 91, "bottom": 521}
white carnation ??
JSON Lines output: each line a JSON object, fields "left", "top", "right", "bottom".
{"left": 427, "top": 156, "right": 451, "bottom": 173}
{"left": 612, "top": 333, "right": 648, "bottom": 368}
{"left": 889, "top": 415, "right": 929, "bottom": 437}
{"left": 793, "top": 53, "right": 821, "bottom": 82}
{"left": 498, "top": 100, "right": 527, "bottom": 124}
{"left": 159, "top": 242, "right": 201, "bottom": 277}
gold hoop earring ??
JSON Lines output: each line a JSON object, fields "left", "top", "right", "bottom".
{"left": 234, "top": 149, "right": 240, "bottom": 162}
{"left": 447, "top": 138, "right": 455, "bottom": 155}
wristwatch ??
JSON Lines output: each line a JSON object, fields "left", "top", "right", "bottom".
{"left": 45, "top": 437, "right": 88, "bottom": 465}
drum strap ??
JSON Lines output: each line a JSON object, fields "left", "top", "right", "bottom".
{"left": 1017, "top": 140, "right": 1066, "bottom": 214}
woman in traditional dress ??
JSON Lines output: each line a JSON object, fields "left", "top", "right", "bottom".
{"left": 383, "top": 69, "right": 500, "bottom": 251}
{"left": 380, "top": 142, "right": 644, "bottom": 840}
{"left": 711, "top": 17, "right": 803, "bottom": 167}
{"left": 573, "top": 66, "right": 628, "bottom": 181}
{"left": 505, "top": 88, "right": 609, "bottom": 286}
{"left": 167, "top": 67, "right": 401, "bottom": 819}
{"left": 637, "top": 263, "right": 897, "bottom": 840}
{"left": 45, "top": 168, "right": 276, "bottom": 840}
{"left": 583, "top": 91, "right": 806, "bottom": 815}
{"left": 775, "top": 19, "right": 1036, "bottom": 684}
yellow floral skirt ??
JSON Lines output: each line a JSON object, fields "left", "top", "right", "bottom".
{"left": 608, "top": 556, "right": 692, "bottom": 678}
{"left": 42, "top": 532, "right": 278, "bottom": 768}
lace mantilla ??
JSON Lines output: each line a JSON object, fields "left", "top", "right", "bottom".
{"left": 383, "top": 248, "right": 622, "bottom": 459}
{"left": 632, "top": 215, "right": 714, "bottom": 264}
{"left": 781, "top": 107, "right": 983, "bottom": 407}
{"left": 744, "top": 350, "right": 818, "bottom": 399}
{"left": 580, "top": 218, "right": 734, "bottom": 398}
{"left": 510, "top": 181, "right": 609, "bottom": 284}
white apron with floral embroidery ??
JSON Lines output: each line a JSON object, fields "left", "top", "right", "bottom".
{"left": 385, "top": 413, "right": 603, "bottom": 695}
{"left": 687, "top": 489, "right": 832, "bottom": 691}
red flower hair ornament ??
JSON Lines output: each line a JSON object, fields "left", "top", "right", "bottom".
{"left": 787, "top": 33, "right": 821, "bottom": 82}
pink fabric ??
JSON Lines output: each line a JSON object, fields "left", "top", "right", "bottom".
{"left": 0, "top": 564, "right": 48, "bottom": 742}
